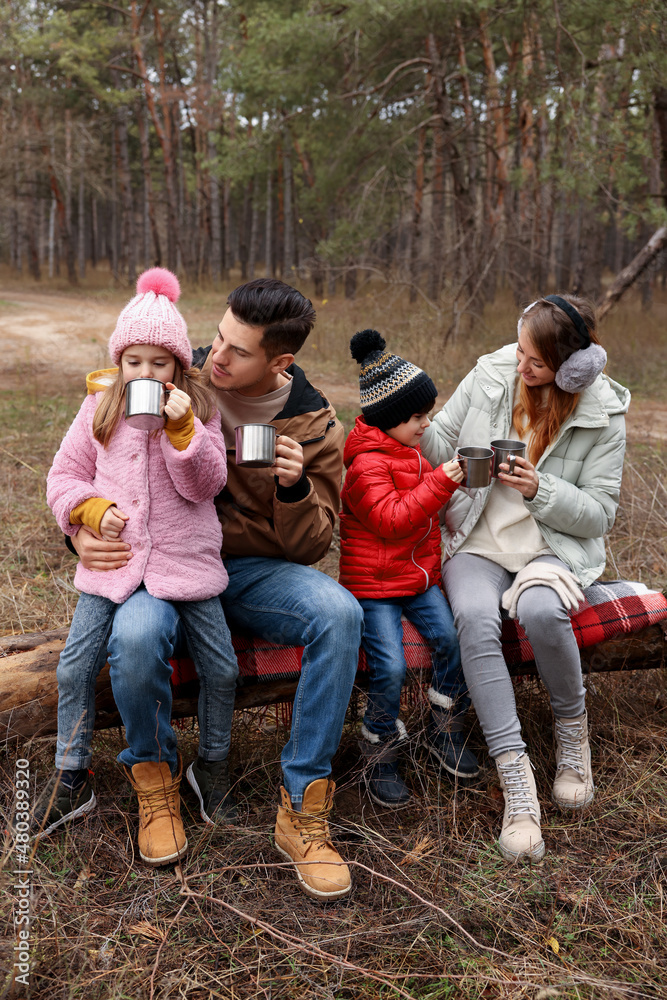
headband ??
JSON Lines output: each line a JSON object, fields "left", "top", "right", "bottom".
{"left": 544, "top": 295, "right": 590, "bottom": 349}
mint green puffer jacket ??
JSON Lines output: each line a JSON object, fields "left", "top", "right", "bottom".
{"left": 421, "top": 344, "right": 631, "bottom": 588}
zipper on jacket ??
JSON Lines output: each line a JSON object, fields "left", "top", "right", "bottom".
{"left": 409, "top": 448, "right": 431, "bottom": 592}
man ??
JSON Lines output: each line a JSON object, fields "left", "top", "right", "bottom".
{"left": 67, "top": 278, "right": 362, "bottom": 901}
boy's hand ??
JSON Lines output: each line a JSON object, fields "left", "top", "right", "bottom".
{"left": 100, "top": 506, "right": 129, "bottom": 539}
{"left": 164, "top": 384, "right": 191, "bottom": 421}
{"left": 441, "top": 459, "right": 464, "bottom": 484}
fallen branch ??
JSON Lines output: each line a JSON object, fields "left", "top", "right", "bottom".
{"left": 597, "top": 225, "right": 667, "bottom": 321}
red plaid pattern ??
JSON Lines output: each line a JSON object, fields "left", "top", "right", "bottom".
{"left": 171, "top": 581, "right": 667, "bottom": 690}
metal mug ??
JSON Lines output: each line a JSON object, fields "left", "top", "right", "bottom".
{"left": 491, "top": 438, "right": 526, "bottom": 478}
{"left": 456, "top": 446, "right": 493, "bottom": 488}
{"left": 124, "top": 378, "right": 169, "bottom": 431}
{"left": 235, "top": 423, "right": 277, "bottom": 468}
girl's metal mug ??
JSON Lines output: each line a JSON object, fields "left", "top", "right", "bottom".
{"left": 490, "top": 438, "right": 526, "bottom": 478}
{"left": 456, "top": 446, "right": 493, "bottom": 488}
{"left": 124, "top": 378, "right": 169, "bottom": 431}
{"left": 235, "top": 423, "right": 277, "bottom": 468}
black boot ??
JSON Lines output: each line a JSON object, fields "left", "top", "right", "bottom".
{"left": 427, "top": 707, "right": 480, "bottom": 781}
{"left": 359, "top": 724, "right": 412, "bottom": 808}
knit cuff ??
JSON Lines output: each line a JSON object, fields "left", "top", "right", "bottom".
{"left": 164, "top": 409, "right": 195, "bottom": 451}
{"left": 70, "top": 498, "right": 116, "bottom": 535}
{"left": 275, "top": 471, "right": 310, "bottom": 503}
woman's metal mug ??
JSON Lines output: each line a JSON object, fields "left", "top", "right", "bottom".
{"left": 490, "top": 438, "right": 526, "bottom": 478}
{"left": 124, "top": 377, "right": 169, "bottom": 431}
{"left": 456, "top": 446, "right": 493, "bottom": 488}
{"left": 235, "top": 423, "right": 277, "bottom": 468}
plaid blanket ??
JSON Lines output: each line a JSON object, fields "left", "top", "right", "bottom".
{"left": 171, "top": 581, "right": 667, "bottom": 690}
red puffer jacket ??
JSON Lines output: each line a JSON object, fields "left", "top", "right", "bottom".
{"left": 339, "top": 417, "right": 459, "bottom": 599}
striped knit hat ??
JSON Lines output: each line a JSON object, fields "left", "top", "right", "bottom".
{"left": 108, "top": 268, "right": 192, "bottom": 370}
{"left": 350, "top": 329, "right": 437, "bottom": 430}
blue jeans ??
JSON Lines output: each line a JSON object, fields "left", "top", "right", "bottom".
{"left": 359, "top": 586, "right": 468, "bottom": 736}
{"left": 56, "top": 587, "right": 238, "bottom": 773}
{"left": 221, "top": 557, "right": 363, "bottom": 805}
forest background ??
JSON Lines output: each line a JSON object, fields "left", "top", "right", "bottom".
{"left": 1, "top": 2, "right": 667, "bottom": 999}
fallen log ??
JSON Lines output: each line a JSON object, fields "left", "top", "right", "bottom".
{"left": 1, "top": 622, "right": 665, "bottom": 741}
{"left": 597, "top": 225, "right": 667, "bottom": 321}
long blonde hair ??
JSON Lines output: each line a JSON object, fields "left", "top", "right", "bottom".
{"left": 512, "top": 295, "right": 601, "bottom": 464}
{"left": 92, "top": 358, "right": 216, "bottom": 447}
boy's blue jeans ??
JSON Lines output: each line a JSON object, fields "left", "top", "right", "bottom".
{"left": 359, "top": 585, "right": 469, "bottom": 736}
{"left": 56, "top": 587, "right": 239, "bottom": 773}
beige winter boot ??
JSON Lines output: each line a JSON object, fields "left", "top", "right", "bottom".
{"left": 495, "top": 750, "right": 545, "bottom": 863}
{"left": 123, "top": 756, "right": 188, "bottom": 866}
{"left": 274, "top": 779, "right": 351, "bottom": 901}
{"left": 552, "top": 712, "right": 595, "bottom": 810}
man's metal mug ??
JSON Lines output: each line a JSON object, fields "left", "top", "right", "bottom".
{"left": 456, "top": 446, "right": 493, "bottom": 488}
{"left": 124, "top": 378, "right": 169, "bottom": 431}
{"left": 235, "top": 423, "right": 277, "bottom": 468}
{"left": 490, "top": 438, "right": 526, "bottom": 478}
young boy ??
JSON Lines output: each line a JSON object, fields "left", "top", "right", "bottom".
{"left": 339, "top": 330, "right": 479, "bottom": 807}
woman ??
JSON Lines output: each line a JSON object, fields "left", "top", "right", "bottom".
{"left": 421, "top": 294, "right": 630, "bottom": 862}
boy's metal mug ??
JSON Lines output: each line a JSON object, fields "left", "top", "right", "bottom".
{"left": 235, "top": 423, "right": 277, "bottom": 468}
{"left": 456, "top": 446, "right": 493, "bottom": 488}
{"left": 490, "top": 438, "right": 526, "bottom": 478}
{"left": 124, "top": 378, "right": 169, "bottom": 431}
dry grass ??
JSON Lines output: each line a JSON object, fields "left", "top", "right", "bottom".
{"left": 1, "top": 281, "right": 667, "bottom": 999}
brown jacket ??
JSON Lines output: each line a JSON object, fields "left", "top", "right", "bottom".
{"left": 195, "top": 348, "right": 344, "bottom": 565}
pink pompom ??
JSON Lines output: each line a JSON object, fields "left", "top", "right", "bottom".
{"left": 136, "top": 267, "right": 181, "bottom": 303}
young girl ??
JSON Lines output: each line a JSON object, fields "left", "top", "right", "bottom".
{"left": 339, "top": 330, "right": 478, "bottom": 808}
{"left": 39, "top": 268, "right": 239, "bottom": 866}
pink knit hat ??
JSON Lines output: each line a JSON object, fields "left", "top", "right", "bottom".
{"left": 109, "top": 268, "right": 192, "bottom": 370}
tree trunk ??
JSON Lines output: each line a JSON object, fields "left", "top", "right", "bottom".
{"left": 265, "top": 168, "right": 273, "bottom": 277}
{"left": 1, "top": 623, "right": 664, "bottom": 741}
{"left": 137, "top": 102, "right": 162, "bottom": 268}
{"left": 409, "top": 124, "right": 426, "bottom": 303}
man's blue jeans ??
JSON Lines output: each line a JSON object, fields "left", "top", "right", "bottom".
{"left": 222, "top": 557, "right": 363, "bottom": 805}
{"left": 359, "top": 585, "right": 468, "bottom": 735}
{"left": 55, "top": 587, "right": 238, "bottom": 773}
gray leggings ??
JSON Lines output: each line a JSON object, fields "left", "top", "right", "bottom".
{"left": 442, "top": 552, "right": 586, "bottom": 757}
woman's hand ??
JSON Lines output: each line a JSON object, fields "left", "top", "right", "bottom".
{"left": 498, "top": 454, "right": 539, "bottom": 500}
{"left": 99, "top": 505, "right": 129, "bottom": 540}
{"left": 164, "top": 384, "right": 191, "bottom": 421}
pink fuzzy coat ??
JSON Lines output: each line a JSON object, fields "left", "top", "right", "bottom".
{"left": 47, "top": 393, "right": 228, "bottom": 603}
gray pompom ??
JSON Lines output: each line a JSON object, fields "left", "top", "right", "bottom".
{"left": 555, "top": 344, "right": 607, "bottom": 393}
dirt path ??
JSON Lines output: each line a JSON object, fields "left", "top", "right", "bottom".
{"left": 0, "top": 287, "right": 664, "bottom": 440}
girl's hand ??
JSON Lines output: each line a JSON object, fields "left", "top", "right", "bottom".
{"left": 441, "top": 459, "right": 464, "bottom": 484}
{"left": 164, "top": 384, "right": 191, "bottom": 421}
{"left": 100, "top": 506, "right": 129, "bottom": 539}
{"left": 498, "top": 454, "right": 539, "bottom": 500}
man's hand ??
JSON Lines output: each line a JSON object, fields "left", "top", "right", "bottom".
{"left": 271, "top": 434, "right": 304, "bottom": 488}
{"left": 71, "top": 524, "right": 133, "bottom": 571}
{"left": 99, "top": 506, "right": 129, "bottom": 540}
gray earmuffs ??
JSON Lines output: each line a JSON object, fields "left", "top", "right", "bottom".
{"left": 517, "top": 295, "right": 607, "bottom": 393}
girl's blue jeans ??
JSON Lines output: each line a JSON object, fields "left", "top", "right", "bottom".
{"left": 359, "top": 585, "right": 469, "bottom": 736}
{"left": 55, "top": 587, "right": 238, "bottom": 774}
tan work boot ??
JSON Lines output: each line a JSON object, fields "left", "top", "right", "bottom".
{"left": 274, "top": 779, "right": 351, "bottom": 901}
{"left": 495, "top": 750, "right": 545, "bottom": 863}
{"left": 552, "top": 712, "right": 595, "bottom": 810}
{"left": 123, "top": 756, "right": 188, "bottom": 866}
